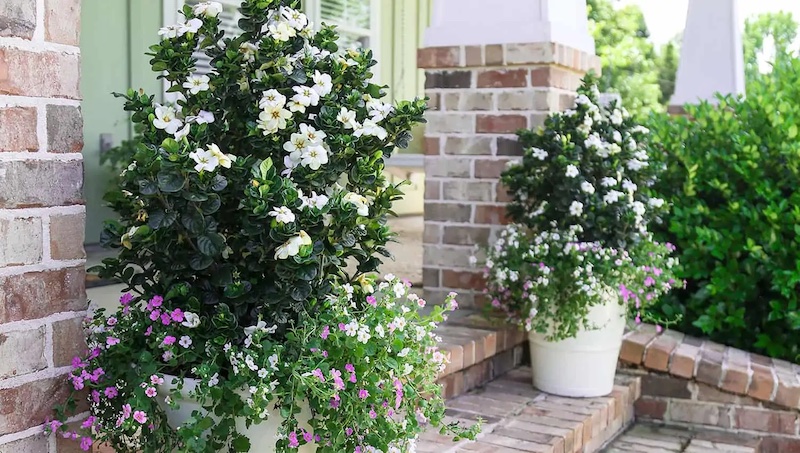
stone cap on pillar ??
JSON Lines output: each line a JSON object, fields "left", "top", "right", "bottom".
{"left": 670, "top": 0, "right": 745, "bottom": 108}
{"left": 424, "top": 0, "right": 595, "bottom": 55}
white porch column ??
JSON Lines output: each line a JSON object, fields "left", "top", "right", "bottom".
{"left": 424, "top": 0, "right": 595, "bottom": 54}
{"left": 670, "top": 0, "right": 745, "bottom": 109}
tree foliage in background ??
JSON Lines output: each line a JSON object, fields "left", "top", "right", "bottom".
{"left": 647, "top": 57, "right": 800, "bottom": 361}
{"left": 587, "top": 0, "right": 675, "bottom": 117}
{"left": 743, "top": 11, "right": 798, "bottom": 88}
{"left": 655, "top": 38, "right": 680, "bottom": 105}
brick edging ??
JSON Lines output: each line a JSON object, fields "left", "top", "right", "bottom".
{"left": 619, "top": 324, "right": 800, "bottom": 411}
{"left": 418, "top": 42, "right": 601, "bottom": 74}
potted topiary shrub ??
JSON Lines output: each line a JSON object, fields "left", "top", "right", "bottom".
{"left": 45, "top": 1, "right": 479, "bottom": 451}
{"left": 476, "top": 76, "right": 683, "bottom": 397}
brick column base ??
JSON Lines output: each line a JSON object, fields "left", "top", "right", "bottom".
{"left": 419, "top": 43, "right": 600, "bottom": 307}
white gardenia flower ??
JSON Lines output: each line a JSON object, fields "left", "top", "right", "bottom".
{"left": 634, "top": 150, "right": 649, "bottom": 161}
{"left": 269, "top": 206, "right": 296, "bottom": 224}
{"left": 268, "top": 22, "right": 296, "bottom": 41}
{"left": 354, "top": 119, "right": 388, "bottom": 140}
{"left": 193, "top": 1, "right": 223, "bottom": 18}
{"left": 369, "top": 102, "right": 394, "bottom": 122}
{"left": 299, "top": 123, "right": 327, "bottom": 145}
{"left": 580, "top": 181, "right": 596, "bottom": 194}
{"left": 622, "top": 179, "right": 638, "bottom": 193}
{"left": 603, "top": 190, "right": 624, "bottom": 204}
{"left": 189, "top": 147, "right": 220, "bottom": 172}
{"left": 627, "top": 159, "right": 648, "bottom": 171}
{"left": 584, "top": 133, "right": 603, "bottom": 150}
{"left": 648, "top": 198, "right": 665, "bottom": 208}
{"left": 343, "top": 192, "right": 370, "bottom": 216}
{"left": 239, "top": 42, "right": 259, "bottom": 63}
{"left": 337, "top": 107, "right": 358, "bottom": 129}
{"left": 280, "top": 6, "right": 309, "bottom": 30}
{"left": 632, "top": 201, "right": 646, "bottom": 216}
{"left": 575, "top": 94, "right": 591, "bottom": 105}
{"left": 607, "top": 143, "right": 622, "bottom": 155}
{"left": 259, "top": 89, "right": 287, "bottom": 109}
{"left": 182, "top": 312, "right": 201, "bottom": 328}
{"left": 531, "top": 147, "right": 548, "bottom": 160}
{"left": 291, "top": 85, "right": 320, "bottom": 107}
{"left": 158, "top": 25, "right": 180, "bottom": 39}
{"left": 174, "top": 124, "right": 191, "bottom": 141}
{"left": 569, "top": 201, "right": 584, "bottom": 216}
{"left": 153, "top": 105, "right": 183, "bottom": 134}
{"left": 183, "top": 74, "right": 210, "bottom": 95}
{"left": 312, "top": 71, "right": 333, "bottom": 97}
{"left": 274, "top": 231, "right": 312, "bottom": 260}
{"left": 565, "top": 164, "right": 579, "bottom": 178}
{"left": 178, "top": 18, "right": 203, "bottom": 36}
{"left": 300, "top": 144, "right": 329, "bottom": 170}
{"left": 612, "top": 130, "right": 622, "bottom": 143}
{"left": 283, "top": 132, "right": 308, "bottom": 159}
{"left": 299, "top": 190, "right": 329, "bottom": 210}
{"left": 207, "top": 143, "right": 235, "bottom": 169}
{"left": 601, "top": 177, "right": 617, "bottom": 187}
{"left": 610, "top": 109, "right": 623, "bottom": 125}
{"left": 257, "top": 106, "right": 292, "bottom": 134}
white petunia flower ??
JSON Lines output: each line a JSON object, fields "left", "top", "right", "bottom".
{"left": 153, "top": 105, "right": 183, "bottom": 134}
{"left": 182, "top": 312, "right": 200, "bottom": 328}
{"left": 268, "top": 206, "right": 296, "bottom": 224}
{"left": 601, "top": 177, "right": 617, "bottom": 187}
{"left": 311, "top": 71, "right": 333, "bottom": 97}
{"left": 569, "top": 201, "right": 584, "bottom": 216}
{"left": 603, "top": 190, "right": 623, "bottom": 204}
{"left": 183, "top": 74, "right": 210, "bottom": 95}
{"left": 179, "top": 336, "right": 193, "bottom": 348}
{"left": 565, "top": 165, "right": 579, "bottom": 178}
{"left": 193, "top": 1, "right": 223, "bottom": 18}
{"left": 189, "top": 147, "right": 219, "bottom": 172}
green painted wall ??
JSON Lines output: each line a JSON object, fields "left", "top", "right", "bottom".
{"left": 81, "top": 0, "right": 162, "bottom": 245}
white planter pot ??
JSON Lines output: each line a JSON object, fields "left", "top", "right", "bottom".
{"left": 157, "top": 375, "right": 314, "bottom": 452}
{"left": 528, "top": 290, "right": 626, "bottom": 397}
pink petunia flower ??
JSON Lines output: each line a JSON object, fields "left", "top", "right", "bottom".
{"left": 162, "top": 336, "right": 176, "bottom": 346}
{"left": 369, "top": 409, "right": 377, "bottom": 419}
{"left": 91, "top": 390, "right": 100, "bottom": 404}
{"left": 107, "top": 317, "right": 118, "bottom": 326}
{"left": 288, "top": 431, "right": 299, "bottom": 448}
{"left": 171, "top": 308, "right": 184, "bottom": 323}
{"left": 145, "top": 387, "right": 157, "bottom": 398}
{"left": 345, "top": 364, "right": 355, "bottom": 373}
{"left": 149, "top": 310, "right": 161, "bottom": 322}
{"left": 358, "top": 389, "right": 369, "bottom": 399}
{"left": 303, "top": 431, "right": 313, "bottom": 443}
{"left": 105, "top": 387, "right": 118, "bottom": 399}
{"left": 106, "top": 337, "right": 120, "bottom": 346}
{"left": 144, "top": 326, "right": 153, "bottom": 336}
{"left": 366, "top": 296, "right": 377, "bottom": 307}
{"left": 160, "top": 313, "right": 172, "bottom": 326}
{"left": 149, "top": 295, "right": 163, "bottom": 309}
{"left": 80, "top": 436, "right": 93, "bottom": 451}
{"left": 133, "top": 410, "right": 147, "bottom": 424}
{"left": 312, "top": 368, "right": 325, "bottom": 382}
{"left": 320, "top": 326, "right": 330, "bottom": 339}
{"left": 122, "top": 404, "right": 132, "bottom": 419}
{"left": 81, "top": 416, "right": 96, "bottom": 429}
{"left": 120, "top": 293, "right": 134, "bottom": 305}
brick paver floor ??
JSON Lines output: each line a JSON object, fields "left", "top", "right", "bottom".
{"left": 603, "top": 423, "right": 761, "bottom": 453}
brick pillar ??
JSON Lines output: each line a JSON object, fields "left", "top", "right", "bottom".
{"left": 0, "top": 0, "right": 85, "bottom": 451}
{"left": 419, "top": 44, "right": 600, "bottom": 307}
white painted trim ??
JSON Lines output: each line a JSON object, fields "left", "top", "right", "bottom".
{"left": 0, "top": 37, "right": 80, "bottom": 54}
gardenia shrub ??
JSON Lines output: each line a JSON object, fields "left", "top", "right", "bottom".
{"left": 479, "top": 76, "right": 683, "bottom": 340}
{"left": 45, "top": 0, "right": 478, "bottom": 451}
{"left": 647, "top": 57, "right": 800, "bottom": 361}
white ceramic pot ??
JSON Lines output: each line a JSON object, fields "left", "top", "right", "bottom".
{"left": 156, "top": 375, "right": 314, "bottom": 452}
{"left": 528, "top": 290, "right": 626, "bottom": 397}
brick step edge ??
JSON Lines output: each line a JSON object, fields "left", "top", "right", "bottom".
{"left": 419, "top": 367, "right": 642, "bottom": 453}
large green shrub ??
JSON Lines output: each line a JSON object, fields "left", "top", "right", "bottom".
{"left": 648, "top": 58, "right": 800, "bottom": 360}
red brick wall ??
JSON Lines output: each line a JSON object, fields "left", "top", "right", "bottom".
{"left": 418, "top": 43, "right": 600, "bottom": 307}
{"left": 0, "top": 0, "right": 86, "bottom": 450}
